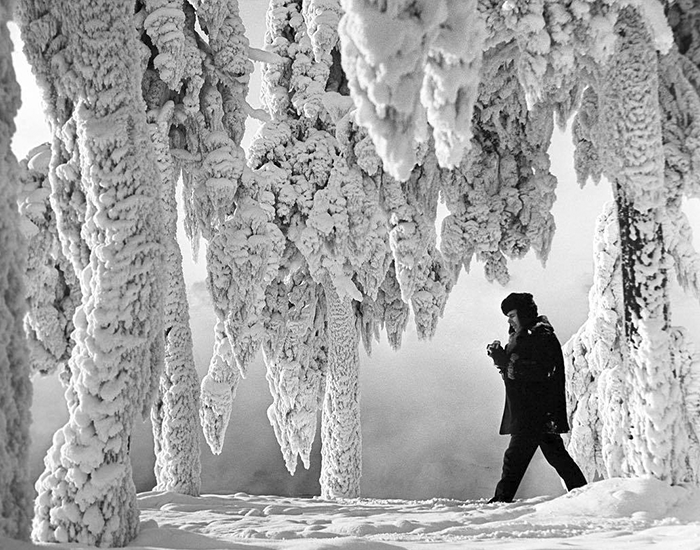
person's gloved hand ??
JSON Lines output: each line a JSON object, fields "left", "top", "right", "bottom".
{"left": 486, "top": 340, "right": 507, "bottom": 368}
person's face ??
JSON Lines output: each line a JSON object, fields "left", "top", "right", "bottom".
{"left": 506, "top": 309, "right": 522, "bottom": 333}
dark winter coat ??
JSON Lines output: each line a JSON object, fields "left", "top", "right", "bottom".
{"left": 490, "top": 316, "right": 570, "bottom": 435}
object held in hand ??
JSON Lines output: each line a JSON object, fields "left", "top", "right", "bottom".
{"left": 486, "top": 340, "right": 502, "bottom": 355}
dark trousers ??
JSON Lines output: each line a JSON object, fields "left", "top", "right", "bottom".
{"left": 493, "top": 433, "right": 587, "bottom": 502}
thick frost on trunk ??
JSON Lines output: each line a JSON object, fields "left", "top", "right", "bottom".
{"left": 18, "top": 144, "right": 78, "bottom": 376}
{"left": 21, "top": 1, "right": 165, "bottom": 545}
{"left": 147, "top": 104, "right": 201, "bottom": 496}
{"left": 320, "top": 281, "right": 361, "bottom": 499}
{"left": 0, "top": 3, "right": 32, "bottom": 538}
{"left": 565, "top": 202, "right": 700, "bottom": 484}
{"left": 263, "top": 275, "right": 327, "bottom": 474}
{"left": 599, "top": 8, "right": 676, "bottom": 482}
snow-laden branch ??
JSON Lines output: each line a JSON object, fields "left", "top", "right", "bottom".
{"left": 18, "top": 144, "right": 78, "bottom": 377}
{"left": 200, "top": 320, "right": 241, "bottom": 455}
{"left": 382, "top": 149, "right": 442, "bottom": 301}
{"left": 339, "top": 0, "right": 485, "bottom": 181}
{"left": 143, "top": 0, "right": 187, "bottom": 90}
{"left": 199, "top": 180, "right": 284, "bottom": 453}
{"left": 263, "top": 273, "right": 327, "bottom": 475}
{"left": 356, "top": 262, "right": 410, "bottom": 353}
{"left": 207, "top": 187, "right": 285, "bottom": 376}
{"left": 440, "top": 52, "right": 557, "bottom": 285}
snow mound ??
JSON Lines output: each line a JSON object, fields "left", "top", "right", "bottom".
{"left": 533, "top": 476, "right": 695, "bottom": 521}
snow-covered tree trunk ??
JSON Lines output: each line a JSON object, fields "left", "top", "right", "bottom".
{"left": 565, "top": 199, "right": 700, "bottom": 484}
{"left": 320, "top": 280, "right": 361, "bottom": 499}
{"left": 0, "top": 1, "right": 33, "bottom": 538}
{"left": 599, "top": 7, "right": 679, "bottom": 482}
{"left": 22, "top": 1, "right": 166, "bottom": 545}
{"left": 147, "top": 103, "right": 201, "bottom": 496}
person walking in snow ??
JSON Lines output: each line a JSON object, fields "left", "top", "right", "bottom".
{"left": 486, "top": 292, "right": 586, "bottom": 503}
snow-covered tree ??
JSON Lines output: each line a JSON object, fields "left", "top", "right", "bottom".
{"left": 247, "top": 0, "right": 367, "bottom": 497}
{"left": 0, "top": 0, "right": 32, "bottom": 539}
{"left": 19, "top": 0, "right": 166, "bottom": 544}
{"left": 564, "top": 202, "right": 630, "bottom": 481}
{"left": 246, "top": 0, "right": 455, "bottom": 498}
{"left": 566, "top": 4, "right": 700, "bottom": 485}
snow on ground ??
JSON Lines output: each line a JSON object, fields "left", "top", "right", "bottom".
{"left": 3, "top": 477, "right": 699, "bottom": 550}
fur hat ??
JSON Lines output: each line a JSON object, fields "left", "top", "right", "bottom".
{"left": 500, "top": 292, "right": 538, "bottom": 324}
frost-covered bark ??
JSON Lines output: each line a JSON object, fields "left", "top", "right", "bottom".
{"left": 20, "top": 1, "right": 165, "bottom": 545}
{"left": 339, "top": 0, "right": 485, "bottom": 181}
{"left": 599, "top": 7, "right": 677, "bottom": 482}
{"left": 320, "top": 281, "right": 361, "bottom": 499}
{"left": 147, "top": 104, "right": 201, "bottom": 496}
{"left": 18, "top": 144, "right": 78, "bottom": 377}
{"left": 565, "top": 201, "right": 700, "bottom": 484}
{"left": 0, "top": 2, "right": 32, "bottom": 538}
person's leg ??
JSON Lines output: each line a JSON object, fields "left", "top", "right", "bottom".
{"left": 539, "top": 433, "right": 587, "bottom": 491}
{"left": 491, "top": 434, "right": 539, "bottom": 502}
